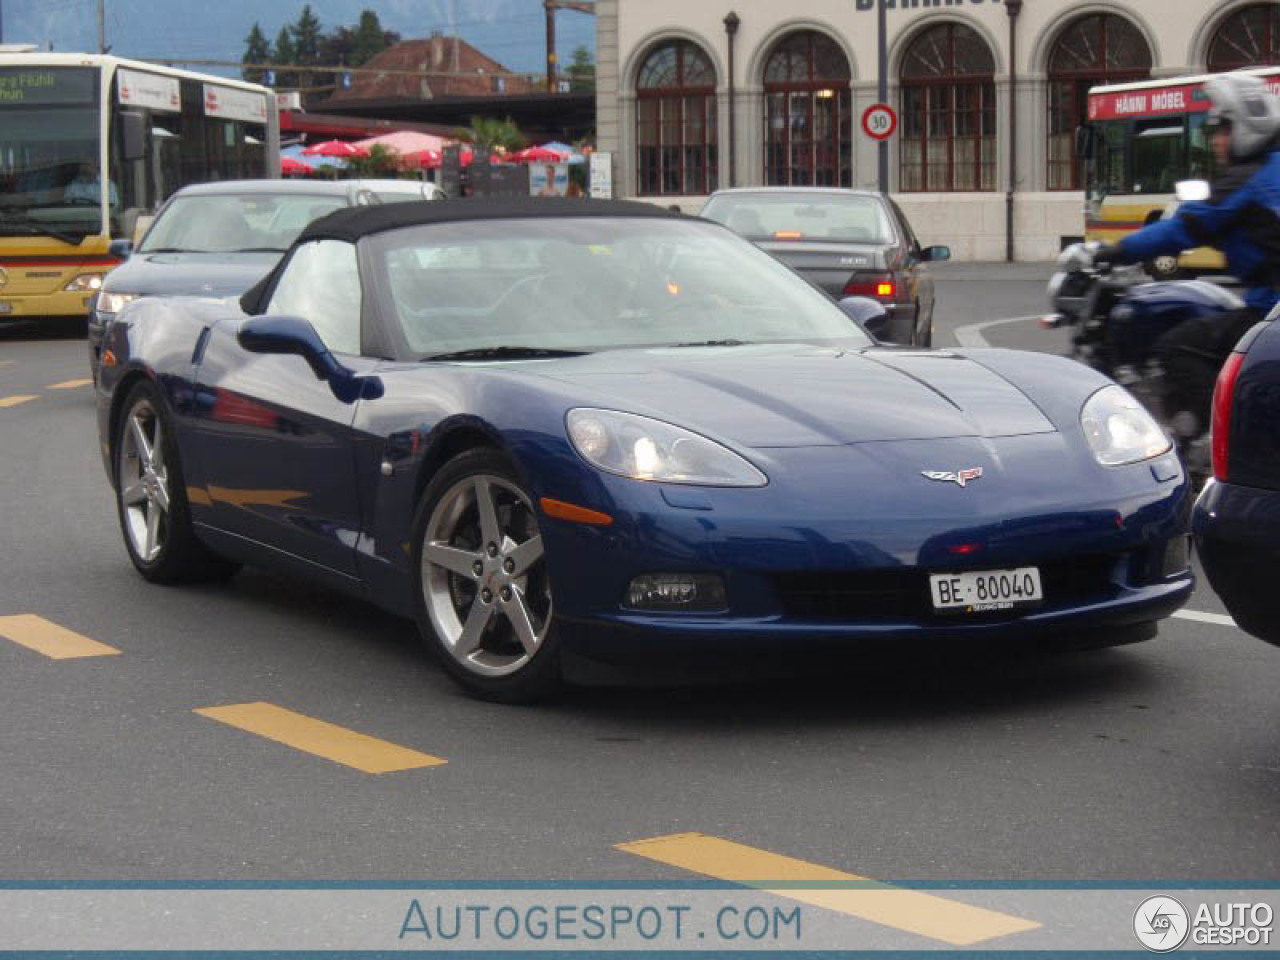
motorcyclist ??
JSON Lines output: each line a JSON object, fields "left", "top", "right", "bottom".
{"left": 1094, "top": 72, "right": 1280, "bottom": 438}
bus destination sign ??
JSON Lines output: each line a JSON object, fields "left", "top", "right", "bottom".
{"left": 0, "top": 67, "right": 96, "bottom": 105}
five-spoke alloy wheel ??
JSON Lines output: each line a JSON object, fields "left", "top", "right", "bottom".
{"left": 413, "top": 449, "right": 561, "bottom": 701}
{"left": 114, "top": 380, "right": 237, "bottom": 584}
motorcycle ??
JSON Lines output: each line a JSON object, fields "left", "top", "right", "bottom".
{"left": 1042, "top": 181, "right": 1243, "bottom": 481}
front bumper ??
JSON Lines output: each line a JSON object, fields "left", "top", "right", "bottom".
{"left": 1193, "top": 479, "right": 1280, "bottom": 646}
{"left": 536, "top": 438, "right": 1194, "bottom": 661}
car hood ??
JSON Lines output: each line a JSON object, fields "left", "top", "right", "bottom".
{"left": 103, "top": 252, "right": 280, "bottom": 298}
{"left": 528, "top": 344, "right": 1056, "bottom": 447}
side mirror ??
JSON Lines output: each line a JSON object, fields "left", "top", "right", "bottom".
{"left": 839, "top": 295, "right": 890, "bottom": 339}
{"left": 1175, "top": 179, "right": 1211, "bottom": 204}
{"left": 1074, "top": 124, "right": 1097, "bottom": 161}
{"left": 108, "top": 238, "right": 133, "bottom": 259}
{"left": 120, "top": 110, "right": 147, "bottom": 163}
{"left": 922, "top": 245, "right": 951, "bottom": 263}
{"left": 237, "top": 315, "right": 382, "bottom": 403}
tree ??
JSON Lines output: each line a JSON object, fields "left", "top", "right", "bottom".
{"left": 272, "top": 26, "right": 296, "bottom": 89}
{"left": 242, "top": 23, "right": 270, "bottom": 84}
{"left": 351, "top": 9, "right": 392, "bottom": 67}
{"left": 567, "top": 45, "right": 595, "bottom": 92}
{"left": 291, "top": 4, "right": 323, "bottom": 67}
{"left": 454, "top": 116, "right": 526, "bottom": 157}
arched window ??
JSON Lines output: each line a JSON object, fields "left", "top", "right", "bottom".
{"left": 763, "top": 31, "right": 852, "bottom": 187}
{"left": 1047, "top": 14, "right": 1152, "bottom": 190}
{"left": 1209, "top": 4, "right": 1280, "bottom": 71}
{"left": 900, "top": 24, "right": 996, "bottom": 192}
{"left": 636, "top": 39, "right": 717, "bottom": 196}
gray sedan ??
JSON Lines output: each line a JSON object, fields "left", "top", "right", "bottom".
{"left": 702, "top": 187, "right": 949, "bottom": 346}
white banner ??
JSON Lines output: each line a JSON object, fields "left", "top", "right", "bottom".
{"left": 203, "top": 83, "right": 268, "bottom": 124}
{"left": 0, "top": 886, "right": 1275, "bottom": 953}
{"left": 590, "top": 151, "right": 613, "bottom": 200}
{"left": 116, "top": 68, "right": 180, "bottom": 113}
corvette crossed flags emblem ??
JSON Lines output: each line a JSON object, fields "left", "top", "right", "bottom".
{"left": 922, "top": 467, "right": 984, "bottom": 487}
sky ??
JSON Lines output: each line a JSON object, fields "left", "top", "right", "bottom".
{"left": 0, "top": 0, "right": 596, "bottom": 77}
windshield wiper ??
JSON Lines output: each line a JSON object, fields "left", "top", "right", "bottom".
{"left": 666, "top": 339, "right": 751, "bottom": 348}
{"left": 423, "top": 346, "right": 590, "bottom": 362}
{"left": 139, "top": 247, "right": 191, "bottom": 254}
{"left": 0, "top": 214, "right": 81, "bottom": 246}
{"left": 229, "top": 247, "right": 288, "bottom": 254}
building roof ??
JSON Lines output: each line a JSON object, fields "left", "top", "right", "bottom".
{"left": 330, "top": 34, "right": 537, "bottom": 101}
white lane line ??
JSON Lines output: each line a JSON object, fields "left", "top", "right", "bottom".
{"left": 1173, "top": 609, "right": 1237, "bottom": 628}
{"left": 953, "top": 315, "right": 1047, "bottom": 348}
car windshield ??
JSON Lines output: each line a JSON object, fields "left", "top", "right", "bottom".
{"left": 139, "top": 193, "right": 347, "bottom": 254}
{"left": 0, "top": 67, "right": 106, "bottom": 241}
{"left": 369, "top": 217, "right": 872, "bottom": 358}
{"left": 702, "top": 193, "right": 896, "bottom": 245}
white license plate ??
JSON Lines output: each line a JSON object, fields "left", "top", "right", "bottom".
{"left": 929, "top": 567, "right": 1043, "bottom": 613}
{"left": 0, "top": 302, "right": 11, "bottom": 314}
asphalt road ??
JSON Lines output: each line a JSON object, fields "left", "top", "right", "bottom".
{"left": 0, "top": 281, "right": 1275, "bottom": 904}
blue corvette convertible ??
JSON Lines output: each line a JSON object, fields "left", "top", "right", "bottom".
{"left": 96, "top": 199, "right": 1193, "bottom": 701}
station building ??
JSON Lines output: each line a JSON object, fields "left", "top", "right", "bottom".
{"left": 592, "top": 0, "right": 1280, "bottom": 259}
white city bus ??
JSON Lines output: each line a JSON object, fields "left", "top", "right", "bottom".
{"left": 0, "top": 51, "right": 280, "bottom": 324}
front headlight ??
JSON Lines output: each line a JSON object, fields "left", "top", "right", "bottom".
{"left": 96, "top": 291, "right": 140, "bottom": 315}
{"left": 1080, "top": 385, "right": 1172, "bottom": 466}
{"left": 566, "top": 408, "right": 767, "bottom": 487}
{"left": 64, "top": 273, "right": 105, "bottom": 293}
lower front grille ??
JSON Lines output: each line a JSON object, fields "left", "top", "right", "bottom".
{"left": 774, "top": 554, "right": 1125, "bottom": 622}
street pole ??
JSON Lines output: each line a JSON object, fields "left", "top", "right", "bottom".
{"left": 98, "top": 0, "right": 106, "bottom": 54}
{"left": 877, "top": 0, "right": 888, "bottom": 194}
{"left": 1005, "top": 0, "right": 1023, "bottom": 263}
{"left": 0, "top": 0, "right": 5, "bottom": 45}
{"left": 545, "top": 1, "right": 556, "bottom": 93}
{"left": 723, "top": 11, "right": 739, "bottom": 188}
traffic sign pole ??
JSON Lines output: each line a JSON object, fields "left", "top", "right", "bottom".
{"left": 877, "top": 0, "right": 888, "bottom": 193}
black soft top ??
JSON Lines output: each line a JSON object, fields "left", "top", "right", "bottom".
{"left": 242, "top": 197, "right": 686, "bottom": 314}
{"left": 296, "top": 196, "right": 683, "bottom": 245}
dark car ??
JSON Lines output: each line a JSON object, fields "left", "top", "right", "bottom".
{"left": 96, "top": 198, "right": 1191, "bottom": 703}
{"left": 701, "top": 187, "right": 949, "bottom": 346}
{"left": 1193, "top": 317, "right": 1280, "bottom": 646}
{"left": 88, "top": 178, "right": 440, "bottom": 376}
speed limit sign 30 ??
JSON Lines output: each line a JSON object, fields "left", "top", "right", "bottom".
{"left": 862, "top": 103, "right": 898, "bottom": 141}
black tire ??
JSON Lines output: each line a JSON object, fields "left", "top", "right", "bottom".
{"left": 113, "top": 380, "right": 239, "bottom": 584}
{"left": 410, "top": 448, "right": 563, "bottom": 703}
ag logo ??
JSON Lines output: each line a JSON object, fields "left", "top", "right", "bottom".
{"left": 1134, "top": 896, "right": 1190, "bottom": 952}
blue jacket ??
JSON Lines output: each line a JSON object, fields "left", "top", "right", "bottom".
{"left": 1119, "top": 149, "right": 1280, "bottom": 314}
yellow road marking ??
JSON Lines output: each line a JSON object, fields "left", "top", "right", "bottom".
{"left": 193, "top": 702, "right": 447, "bottom": 774}
{"left": 48, "top": 378, "right": 93, "bottom": 390}
{"left": 0, "top": 395, "right": 37, "bottom": 408}
{"left": 616, "top": 834, "right": 1040, "bottom": 947}
{"left": 0, "top": 614, "right": 121, "bottom": 660}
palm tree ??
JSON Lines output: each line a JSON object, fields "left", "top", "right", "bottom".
{"left": 454, "top": 116, "right": 525, "bottom": 158}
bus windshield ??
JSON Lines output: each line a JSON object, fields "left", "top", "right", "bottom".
{"left": 0, "top": 67, "right": 105, "bottom": 241}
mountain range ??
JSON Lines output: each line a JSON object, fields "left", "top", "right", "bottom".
{"left": 3, "top": 0, "right": 595, "bottom": 78}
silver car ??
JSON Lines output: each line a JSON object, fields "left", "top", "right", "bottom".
{"left": 702, "top": 187, "right": 950, "bottom": 346}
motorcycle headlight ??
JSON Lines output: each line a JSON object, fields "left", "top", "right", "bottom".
{"left": 64, "top": 273, "right": 105, "bottom": 293}
{"left": 566, "top": 408, "right": 767, "bottom": 487}
{"left": 96, "top": 291, "right": 140, "bottom": 315}
{"left": 1080, "top": 385, "right": 1171, "bottom": 466}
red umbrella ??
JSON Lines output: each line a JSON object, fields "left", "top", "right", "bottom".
{"left": 406, "top": 149, "right": 443, "bottom": 170}
{"left": 302, "top": 139, "right": 368, "bottom": 158}
{"left": 280, "top": 155, "right": 312, "bottom": 176}
{"left": 512, "top": 145, "right": 570, "bottom": 164}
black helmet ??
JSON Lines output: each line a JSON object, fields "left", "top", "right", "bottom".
{"left": 1205, "top": 72, "right": 1280, "bottom": 161}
